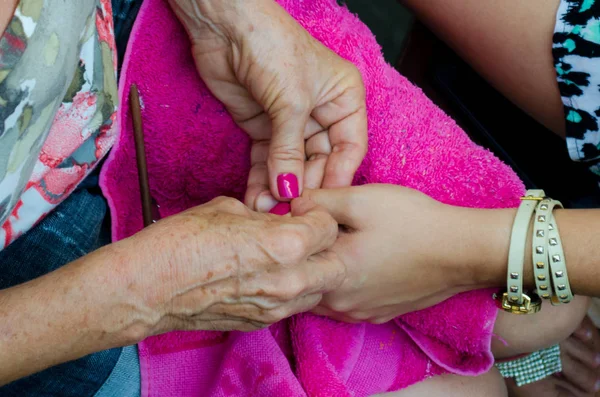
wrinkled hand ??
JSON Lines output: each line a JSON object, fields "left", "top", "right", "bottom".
{"left": 169, "top": 0, "right": 368, "bottom": 210}
{"left": 303, "top": 184, "right": 470, "bottom": 323}
{"left": 122, "top": 197, "right": 345, "bottom": 333}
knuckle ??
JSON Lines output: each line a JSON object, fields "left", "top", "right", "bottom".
{"left": 262, "top": 307, "right": 290, "bottom": 324}
{"left": 279, "top": 275, "right": 307, "bottom": 300}
{"left": 213, "top": 197, "right": 248, "bottom": 214}
{"left": 279, "top": 95, "right": 310, "bottom": 117}
{"left": 351, "top": 312, "right": 371, "bottom": 322}
{"left": 289, "top": 277, "right": 308, "bottom": 299}
{"left": 274, "top": 229, "right": 310, "bottom": 264}
{"left": 268, "top": 144, "right": 305, "bottom": 163}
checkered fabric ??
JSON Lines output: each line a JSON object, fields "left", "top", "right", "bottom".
{"left": 495, "top": 344, "right": 562, "bottom": 387}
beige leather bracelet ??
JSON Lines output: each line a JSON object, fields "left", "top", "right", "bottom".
{"left": 499, "top": 189, "right": 544, "bottom": 314}
{"left": 547, "top": 210, "right": 573, "bottom": 304}
{"left": 532, "top": 199, "right": 563, "bottom": 301}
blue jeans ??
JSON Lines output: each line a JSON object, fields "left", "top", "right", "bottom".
{"left": 0, "top": 1, "right": 143, "bottom": 395}
{"left": 0, "top": 172, "right": 141, "bottom": 397}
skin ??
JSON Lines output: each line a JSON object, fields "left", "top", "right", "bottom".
{"left": 400, "top": 0, "right": 565, "bottom": 137}
{"left": 0, "top": 0, "right": 365, "bottom": 387}
{"left": 304, "top": 185, "right": 600, "bottom": 395}
{"left": 0, "top": 197, "right": 345, "bottom": 386}
{"left": 1, "top": 0, "right": 593, "bottom": 394}
{"left": 379, "top": 367, "right": 507, "bottom": 397}
{"left": 304, "top": 185, "right": 600, "bottom": 320}
{"left": 169, "top": 0, "right": 368, "bottom": 210}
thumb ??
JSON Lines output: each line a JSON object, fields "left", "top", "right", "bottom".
{"left": 300, "top": 188, "right": 365, "bottom": 228}
{"left": 268, "top": 106, "right": 309, "bottom": 201}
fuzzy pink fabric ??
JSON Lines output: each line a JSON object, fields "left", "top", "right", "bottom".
{"left": 100, "top": 0, "right": 525, "bottom": 395}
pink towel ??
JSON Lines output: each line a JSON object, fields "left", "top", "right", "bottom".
{"left": 100, "top": 0, "right": 525, "bottom": 395}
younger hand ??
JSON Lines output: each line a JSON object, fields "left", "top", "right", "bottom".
{"left": 304, "top": 184, "right": 472, "bottom": 323}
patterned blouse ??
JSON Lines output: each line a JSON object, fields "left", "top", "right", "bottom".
{"left": 0, "top": 0, "right": 118, "bottom": 250}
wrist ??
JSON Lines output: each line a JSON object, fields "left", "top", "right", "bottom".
{"left": 440, "top": 205, "right": 517, "bottom": 291}
{"left": 169, "top": 0, "right": 248, "bottom": 43}
{"left": 75, "top": 241, "right": 158, "bottom": 346}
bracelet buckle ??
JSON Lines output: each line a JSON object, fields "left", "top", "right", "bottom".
{"left": 520, "top": 195, "right": 544, "bottom": 201}
{"left": 494, "top": 291, "right": 542, "bottom": 314}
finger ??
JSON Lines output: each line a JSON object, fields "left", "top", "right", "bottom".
{"left": 304, "top": 131, "right": 332, "bottom": 189}
{"left": 304, "top": 154, "right": 328, "bottom": 190}
{"left": 205, "top": 196, "right": 251, "bottom": 216}
{"left": 180, "top": 317, "right": 268, "bottom": 332}
{"left": 294, "top": 250, "right": 346, "bottom": 295}
{"left": 285, "top": 197, "right": 339, "bottom": 254}
{"left": 210, "top": 293, "right": 323, "bottom": 325}
{"left": 311, "top": 306, "right": 361, "bottom": 324}
{"left": 561, "top": 350, "right": 600, "bottom": 394}
{"left": 553, "top": 378, "right": 593, "bottom": 397}
{"left": 301, "top": 187, "right": 364, "bottom": 228}
{"left": 235, "top": 111, "right": 325, "bottom": 142}
{"left": 268, "top": 103, "right": 309, "bottom": 201}
{"left": 239, "top": 250, "right": 345, "bottom": 301}
{"left": 564, "top": 336, "right": 600, "bottom": 369}
{"left": 305, "top": 131, "right": 332, "bottom": 159}
{"left": 312, "top": 82, "right": 368, "bottom": 189}
{"left": 246, "top": 141, "right": 277, "bottom": 212}
{"left": 574, "top": 325, "right": 595, "bottom": 343}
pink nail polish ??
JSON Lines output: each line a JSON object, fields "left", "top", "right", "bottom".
{"left": 277, "top": 173, "right": 299, "bottom": 199}
{"left": 269, "top": 202, "right": 291, "bottom": 216}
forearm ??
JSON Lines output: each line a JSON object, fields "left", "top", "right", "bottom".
{"left": 450, "top": 206, "right": 600, "bottom": 297}
{"left": 0, "top": 243, "right": 150, "bottom": 386}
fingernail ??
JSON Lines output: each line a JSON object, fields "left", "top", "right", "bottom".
{"left": 269, "top": 202, "right": 291, "bottom": 216}
{"left": 595, "top": 354, "right": 600, "bottom": 366}
{"left": 277, "top": 173, "right": 299, "bottom": 199}
{"left": 595, "top": 380, "right": 600, "bottom": 391}
{"left": 256, "top": 193, "right": 279, "bottom": 213}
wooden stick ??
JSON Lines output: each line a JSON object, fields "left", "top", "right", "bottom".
{"left": 130, "top": 84, "right": 154, "bottom": 228}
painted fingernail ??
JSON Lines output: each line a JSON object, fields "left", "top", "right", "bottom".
{"left": 277, "top": 173, "right": 299, "bottom": 199}
{"left": 269, "top": 202, "right": 291, "bottom": 216}
{"left": 595, "top": 380, "right": 600, "bottom": 391}
{"left": 595, "top": 354, "right": 600, "bottom": 366}
{"left": 256, "top": 193, "right": 279, "bottom": 213}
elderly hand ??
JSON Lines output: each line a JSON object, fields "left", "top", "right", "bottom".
{"left": 169, "top": 0, "right": 368, "bottom": 211}
{"left": 119, "top": 196, "right": 345, "bottom": 334}
{"left": 303, "top": 185, "right": 479, "bottom": 323}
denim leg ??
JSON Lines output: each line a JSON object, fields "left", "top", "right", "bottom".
{"left": 0, "top": 3, "right": 146, "bottom": 394}
{"left": 112, "top": 0, "right": 144, "bottom": 73}
{"left": 0, "top": 173, "right": 140, "bottom": 397}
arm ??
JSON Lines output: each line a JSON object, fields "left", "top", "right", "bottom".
{"left": 0, "top": 244, "right": 146, "bottom": 386}
{"left": 303, "top": 185, "right": 600, "bottom": 321}
{"left": 462, "top": 207, "right": 600, "bottom": 297}
{"left": 0, "top": 197, "right": 343, "bottom": 386}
